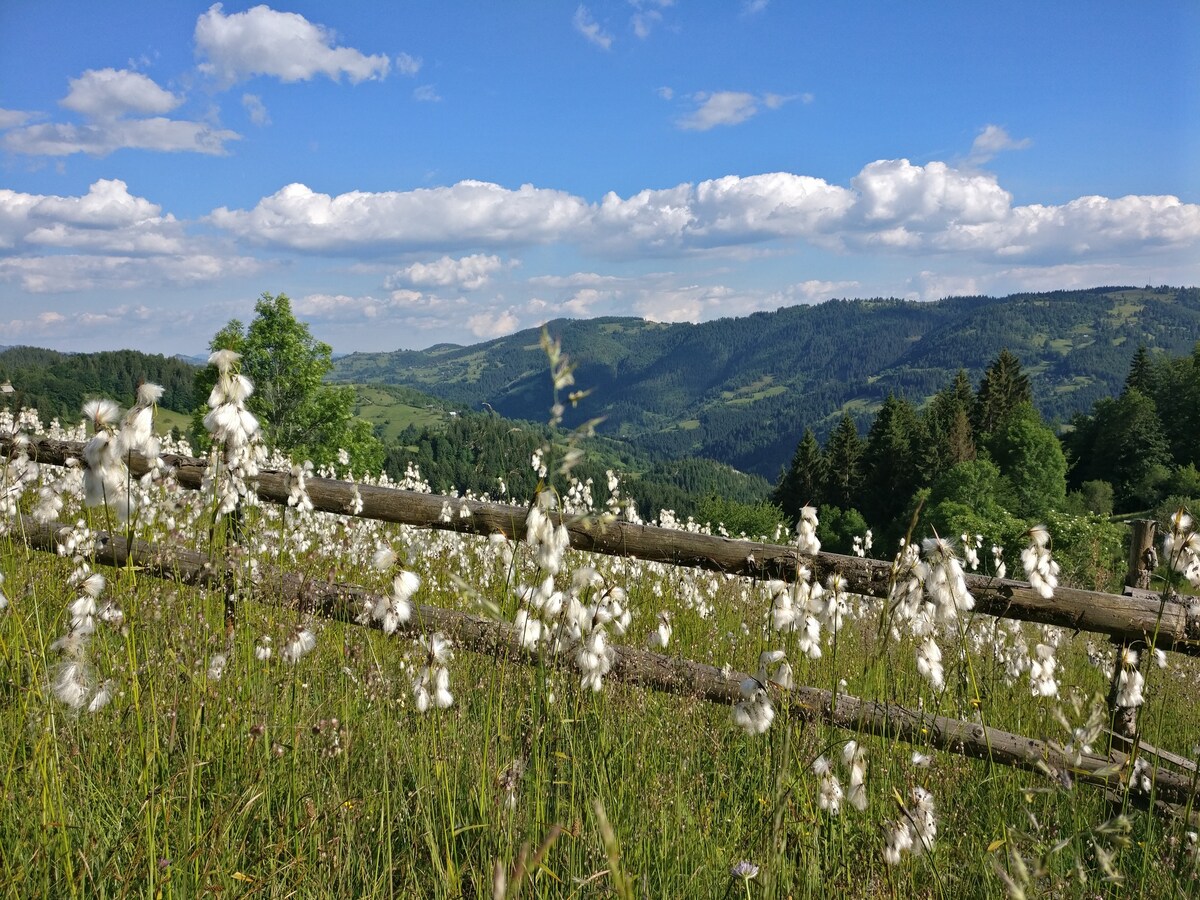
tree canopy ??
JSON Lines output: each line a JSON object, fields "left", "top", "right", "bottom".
{"left": 194, "top": 293, "right": 383, "bottom": 473}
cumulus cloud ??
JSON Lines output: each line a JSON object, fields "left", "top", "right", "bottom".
{"left": 573, "top": 5, "right": 613, "bottom": 50}
{"left": 967, "top": 124, "right": 1032, "bottom": 166}
{"left": 61, "top": 68, "right": 181, "bottom": 119}
{"left": 468, "top": 307, "right": 521, "bottom": 338}
{"left": 0, "top": 179, "right": 181, "bottom": 253}
{"left": 387, "top": 254, "right": 509, "bottom": 291}
{"left": 675, "top": 90, "right": 797, "bottom": 131}
{"left": 195, "top": 3, "right": 391, "bottom": 86}
{"left": 208, "top": 180, "right": 589, "bottom": 254}
{"left": 413, "top": 84, "right": 441, "bottom": 102}
{"left": 205, "top": 161, "right": 1200, "bottom": 272}
{"left": 3, "top": 67, "right": 238, "bottom": 157}
{"left": 0, "top": 180, "right": 263, "bottom": 292}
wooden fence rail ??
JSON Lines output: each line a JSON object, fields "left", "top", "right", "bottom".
{"left": 7, "top": 436, "right": 1200, "bottom": 659}
{"left": 8, "top": 514, "right": 1198, "bottom": 811}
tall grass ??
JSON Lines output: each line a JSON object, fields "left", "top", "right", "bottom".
{"left": 0, "top": 406, "right": 1198, "bottom": 898}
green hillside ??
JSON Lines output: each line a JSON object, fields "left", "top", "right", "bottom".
{"left": 332, "top": 286, "right": 1200, "bottom": 477}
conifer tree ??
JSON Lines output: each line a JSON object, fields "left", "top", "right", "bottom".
{"left": 772, "top": 428, "right": 825, "bottom": 521}
{"left": 973, "top": 349, "right": 1032, "bottom": 436}
{"left": 1124, "top": 345, "right": 1153, "bottom": 395}
{"left": 821, "top": 414, "right": 864, "bottom": 510}
{"left": 922, "top": 369, "right": 976, "bottom": 481}
{"left": 860, "top": 394, "right": 922, "bottom": 529}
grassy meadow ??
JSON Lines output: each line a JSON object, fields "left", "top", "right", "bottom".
{"left": 1, "top": 405, "right": 1199, "bottom": 899}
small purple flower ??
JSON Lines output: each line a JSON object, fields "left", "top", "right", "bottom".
{"left": 731, "top": 860, "right": 759, "bottom": 880}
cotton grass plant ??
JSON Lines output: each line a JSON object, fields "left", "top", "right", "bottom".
{"left": 0, "top": 359, "right": 1199, "bottom": 897}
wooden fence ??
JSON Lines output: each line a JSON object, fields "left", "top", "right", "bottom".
{"left": 8, "top": 513, "right": 1200, "bottom": 812}
{"left": 8, "top": 436, "right": 1200, "bottom": 659}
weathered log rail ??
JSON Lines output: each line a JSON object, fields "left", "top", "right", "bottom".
{"left": 8, "top": 435, "right": 1200, "bottom": 659}
{"left": 8, "top": 514, "right": 1198, "bottom": 810}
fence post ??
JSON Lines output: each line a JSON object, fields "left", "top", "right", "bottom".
{"left": 1109, "top": 519, "right": 1158, "bottom": 740}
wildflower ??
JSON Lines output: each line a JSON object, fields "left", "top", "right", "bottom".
{"left": 0, "top": 573, "right": 6, "bottom": 612}
{"left": 883, "top": 820, "right": 915, "bottom": 865}
{"left": 413, "top": 632, "right": 454, "bottom": 712}
{"left": 371, "top": 547, "right": 398, "bottom": 571}
{"left": 255, "top": 636, "right": 273, "bottom": 661}
{"left": 51, "top": 659, "right": 91, "bottom": 709}
{"left": 813, "top": 755, "right": 843, "bottom": 814}
{"left": 732, "top": 672, "right": 775, "bottom": 735}
{"left": 115, "top": 382, "right": 164, "bottom": 459}
{"left": 922, "top": 536, "right": 974, "bottom": 622}
{"left": 1029, "top": 643, "right": 1059, "bottom": 698}
{"left": 371, "top": 571, "right": 419, "bottom": 635}
{"left": 843, "top": 740, "right": 868, "bottom": 811}
{"left": 730, "top": 860, "right": 759, "bottom": 881}
{"left": 916, "top": 636, "right": 945, "bottom": 691}
{"left": 1020, "top": 525, "right": 1060, "bottom": 598}
{"left": 281, "top": 627, "right": 317, "bottom": 664}
{"left": 207, "top": 654, "right": 227, "bottom": 681}
{"left": 1113, "top": 647, "right": 1144, "bottom": 708}
{"left": 88, "top": 680, "right": 113, "bottom": 713}
{"left": 796, "top": 506, "right": 821, "bottom": 556}
{"left": 647, "top": 611, "right": 672, "bottom": 650}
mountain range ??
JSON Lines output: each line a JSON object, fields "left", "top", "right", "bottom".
{"left": 331, "top": 286, "right": 1200, "bottom": 478}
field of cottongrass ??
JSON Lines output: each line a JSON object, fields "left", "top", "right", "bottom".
{"left": 2, "top": 360, "right": 1200, "bottom": 898}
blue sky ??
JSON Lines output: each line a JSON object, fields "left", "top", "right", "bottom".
{"left": 0, "top": 1, "right": 1197, "bottom": 354}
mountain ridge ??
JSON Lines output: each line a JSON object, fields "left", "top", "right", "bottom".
{"left": 331, "top": 285, "right": 1200, "bottom": 477}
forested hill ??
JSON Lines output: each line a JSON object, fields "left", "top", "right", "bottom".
{"left": 332, "top": 286, "right": 1200, "bottom": 478}
{"left": 0, "top": 347, "right": 196, "bottom": 423}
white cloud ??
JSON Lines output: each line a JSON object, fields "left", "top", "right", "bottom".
{"left": 206, "top": 162, "right": 1200, "bottom": 274}
{"left": 195, "top": 3, "right": 391, "bottom": 86}
{"left": 0, "top": 179, "right": 180, "bottom": 253}
{"left": 0, "top": 109, "right": 33, "bottom": 130}
{"left": 656, "top": 86, "right": 674, "bottom": 101}
{"left": 675, "top": 90, "right": 797, "bottom": 131}
{"left": 967, "top": 124, "right": 1032, "bottom": 166}
{"left": 209, "top": 180, "right": 590, "bottom": 254}
{"left": 387, "top": 254, "right": 508, "bottom": 291}
{"left": 0, "top": 252, "right": 262, "bottom": 293}
{"left": 61, "top": 68, "right": 181, "bottom": 120}
{"left": 413, "top": 84, "right": 441, "bottom": 103}
{"left": 850, "top": 159, "right": 1011, "bottom": 227}
{"left": 3, "top": 117, "right": 239, "bottom": 157}
{"left": 242, "top": 93, "right": 270, "bottom": 125}
{"left": 573, "top": 5, "right": 613, "bottom": 50}
{"left": 629, "top": 1, "right": 673, "bottom": 39}
{"left": 4, "top": 66, "right": 238, "bottom": 158}
{"left": 395, "top": 52, "right": 423, "bottom": 76}
{"left": 742, "top": 0, "right": 769, "bottom": 14}
{"left": 468, "top": 307, "right": 521, "bottom": 338}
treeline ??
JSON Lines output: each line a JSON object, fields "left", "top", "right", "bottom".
{"left": 1064, "top": 344, "right": 1200, "bottom": 514}
{"left": 387, "top": 412, "right": 780, "bottom": 535}
{"left": 0, "top": 346, "right": 195, "bottom": 423}
{"left": 771, "top": 350, "right": 1130, "bottom": 590}
{"left": 772, "top": 343, "right": 1200, "bottom": 591}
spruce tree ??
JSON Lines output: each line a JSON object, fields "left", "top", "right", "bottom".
{"left": 821, "top": 414, "right": 864, "bottom": 510}
{"left": 772, "top": 428, "right": 825, "bottom": 521}
{"left": 860, "top": 394, "right": 922, "bottom": 529}
{"left": 973, "top": 349, "right": 1032, "bottom": 436}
